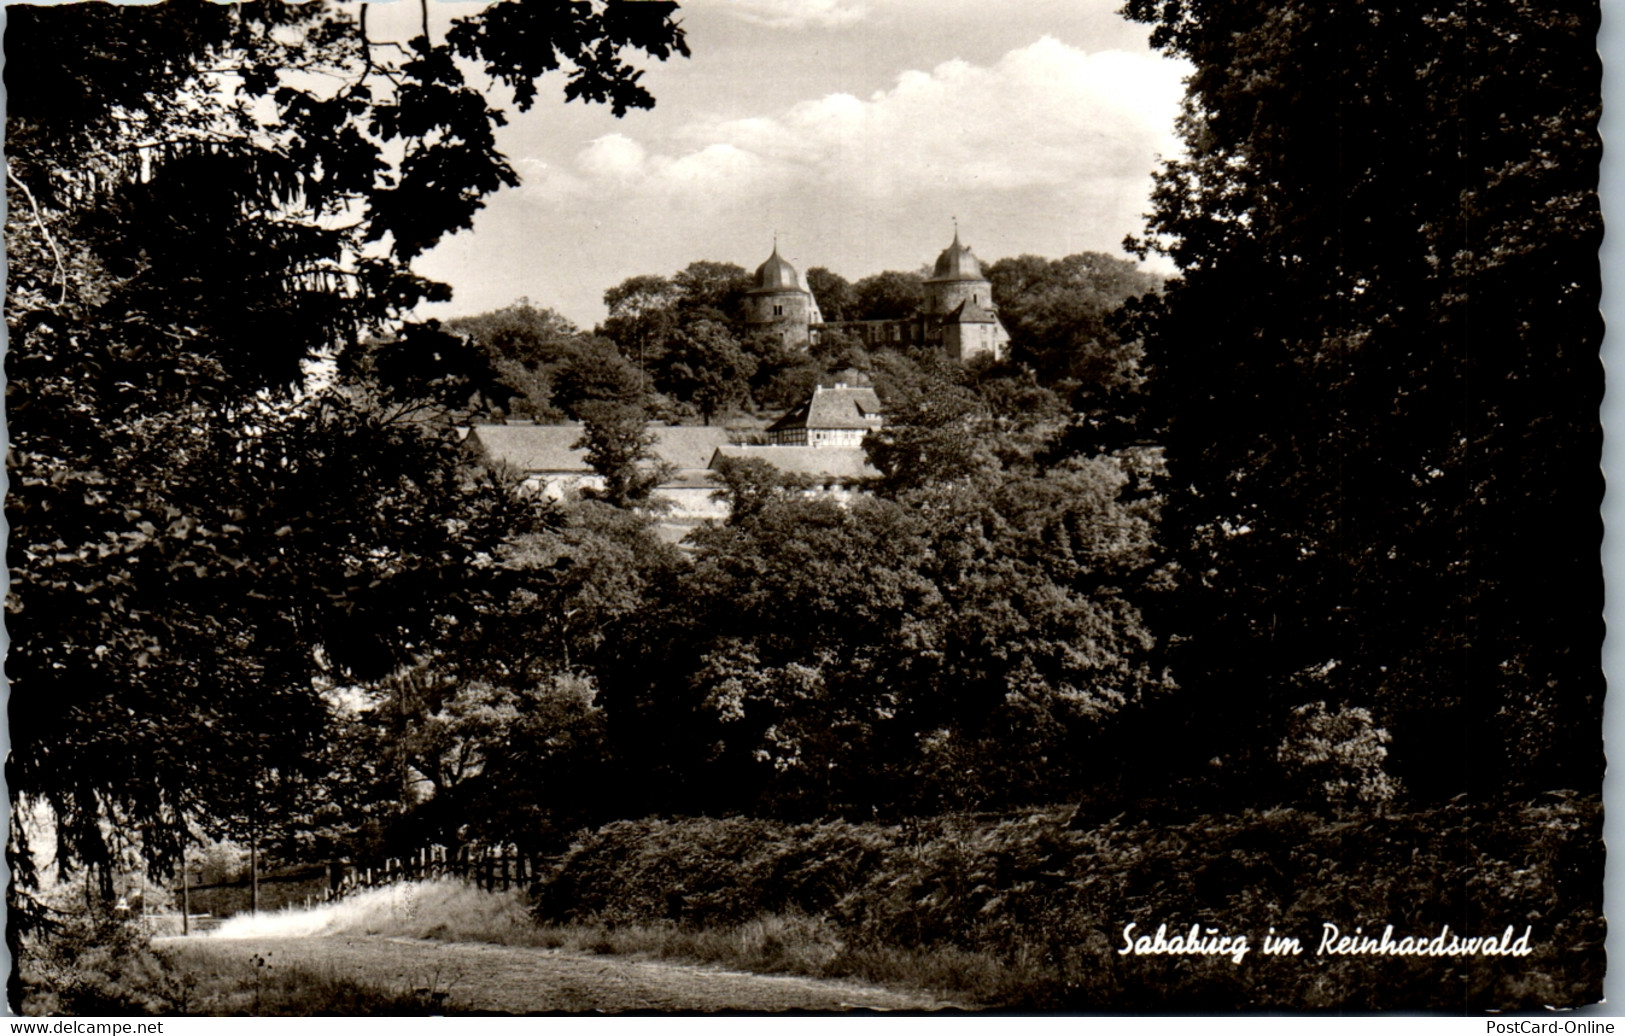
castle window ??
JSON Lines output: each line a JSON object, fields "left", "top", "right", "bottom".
{"left": 774, "top": 304, "right": 784, "bottom": 316}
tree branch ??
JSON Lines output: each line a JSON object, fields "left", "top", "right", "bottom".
{"left": 359, "top": 4, "right": 376, "bottom": 79}
{"left": 7, "top": 162, "right": 68, "bottom": 306}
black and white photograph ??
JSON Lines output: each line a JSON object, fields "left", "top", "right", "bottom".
{"left": 3, "top": 0, "right": 1608, "bottom": 1017}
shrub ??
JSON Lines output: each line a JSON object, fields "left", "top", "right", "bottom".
{"left": 1277, "top": 701, "right": 1402, "bottom": 811}
{"left": 536, "top": 797, "right": 1602, "bottom": 1011}
{"left": 16, "top": 908, "right": 184, "bottom": 1015}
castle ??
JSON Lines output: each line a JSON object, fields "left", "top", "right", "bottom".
{"left": 742, "top": 231, "right": 1011, "bottom": 362}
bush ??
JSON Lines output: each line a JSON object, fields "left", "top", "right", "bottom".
{"left": 534, "top": 817, "right": 896, "bottom": 927}
{"left": 536, "top": 796, "right": 1603, "bottom": 1011}
{"left": 15, "top": 909, "right": 184, "bottom": 1015}
{"left": 1277, "top": 701, "right": 1402, "bottom": 810}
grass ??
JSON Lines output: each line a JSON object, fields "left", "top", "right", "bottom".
{"left": 520, "top": 915, "right": 1035, "bottom": 1005}
{"left": 198, "top": 880, "right": 1016, "bottom": 1005}
{"left": 13, "top": 908, "right": 452, "bottom": 1017}
{"left": 211, "top": 879, "right": 538, "bottom": 944}
{"left": 157, "top": 940, "right": 456, "bottom": 1016}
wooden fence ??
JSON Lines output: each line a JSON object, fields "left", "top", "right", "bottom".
{"left": 327, "top": 844, "right": 551, "bottom": 901}
{"left": 171, "top": 844, "right": 557, "bottom": 928}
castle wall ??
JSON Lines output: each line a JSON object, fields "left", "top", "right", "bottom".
{"left": 943, "top": 321, "right": 1009, "bottom": 363}
{"left": 925, "top": 278, "right": 993, "bottom": 316}
{"left": 745, "top": 289, "right": 815, "bottom": 346}
{"left": 816, "top": 319, "right": 922, "bottom": 347}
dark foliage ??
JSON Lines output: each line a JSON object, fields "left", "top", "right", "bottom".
{"left": 538, "top": 796, "right": 1602, "bottom": 1011}
{"left": 5, "top": 0, "right": 688, "bottom": 897}
{"left": 1121, "top": 0, "right": 1603, "bottom": 801}
{"left": 851, "top": 270, "right": 926, "bottom": 321}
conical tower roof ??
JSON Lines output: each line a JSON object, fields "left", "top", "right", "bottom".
{"left": 750, "top": 244, "right": 804, "bottom": 293}
{"left": 928, "top": 229, "right": 986, "bottom": 282}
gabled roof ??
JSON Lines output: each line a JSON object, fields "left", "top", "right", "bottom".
{"left": 944, "top": 298, "right": 999, "bottom": 324}
{"left": 468, "top": 424, "right": 585, "bottom": 472}
{"left": 710, "top": 445, "right": 880, "bottom": 481}
{"left": 469, "top": 422, "right": 732, "bottom": 474}
{"left": 767, "top": 384, "right": 885, "bottom": 432}
{"left": 651, "top": 425, "right": 735, "bottom": 470}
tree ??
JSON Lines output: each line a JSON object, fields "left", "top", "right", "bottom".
{"left": 574, "top": 401, "right": 672, "bottom": 508}
{"left": 709, "top": 456, "right": 812, "bottom": 525}
{"left": 325, "top": 497, "right": 686, "bottom": 856}
{"left": 368, "top": 320, "right": 516, "bottom": 413}
{"left": 805, "top": 266, "right": 855, "bottom": 322}
{"left": 600, "top": 263, "right": 767, "bottom": 415}
{"left": 601, "top": 273, "right": 681, "bottom": 381}
{"left": 660, "top": 319, "right": 758, "bottom": 424}
{"left": 985, "top": 253, "right": 1161, "bottom": 400}
{"left": 551, "top": 336, "right": 649, "bottom": 417}
{"left": 808, "top": 327, "right": 872, "bottom": 371}
{"left": 672, "top": 260, "right": 751, "bottom": 319}
{"left": 852, "top": 270, "right": 926, "bottom": 320}
{"left": 1121, "top": 0, "right": 1602, "bottom": 800}
{"left": 5, "top": 0, "right": 690, "bottom": 893}
{"left": 354, "top": 669, "right": 612, "bottom": 854}
{"left": 447, "top": 300, "right": 582, "bottom": 419}
{"left": 865, "top": 356, "right": 999, "bottom": 494}
{"left": 448, "top": 299, "right": 581, "bottom": 368}
{"left": 667, "top": 452, "right": 1169, "bottom": 816}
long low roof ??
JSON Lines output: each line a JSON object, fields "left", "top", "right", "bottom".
{"left": 709, "top": 444, "right": 879, "bottom": 481}
{"left": 469, "top": 423, "right": 732, "bottom": 474}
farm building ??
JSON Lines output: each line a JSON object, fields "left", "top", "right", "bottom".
{"left": 466, "top": 422, "right": 732, "bottom": 521}
{"left": 764, "top": 372, "right": 884, "bottom": 448}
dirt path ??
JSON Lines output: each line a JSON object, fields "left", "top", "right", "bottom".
{"left": 158, "top": 934, "right": 962, "bottom": 1013}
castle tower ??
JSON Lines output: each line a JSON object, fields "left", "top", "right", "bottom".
{"left": 923, "top": 229, "right": 994, "bottom": 316}
{"left": 743, "top": 244, "right": 822, "bottom": 348}
{"left": 924, "top": 230, "right": 1009, "bottom": 362}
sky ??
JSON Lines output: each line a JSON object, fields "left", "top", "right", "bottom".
{"left": 369, "top": 0, "right": 1191, "bottom": 328}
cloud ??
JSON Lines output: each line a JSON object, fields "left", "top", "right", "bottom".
{"left": 681, "top": 0, "right": 869, "bottom": 30}
{"left": 577, "top": 134, "right": 647, "bottom": 180}
{"left": 697, "top": 38, "right": 1184, "bottom": 195}
{"left": 546, "top": 38, "right": 1184, "bottom": 210}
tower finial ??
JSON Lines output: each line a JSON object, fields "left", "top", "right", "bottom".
{"left": 952, "top": 215, "right": 960, "bottom": 244}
